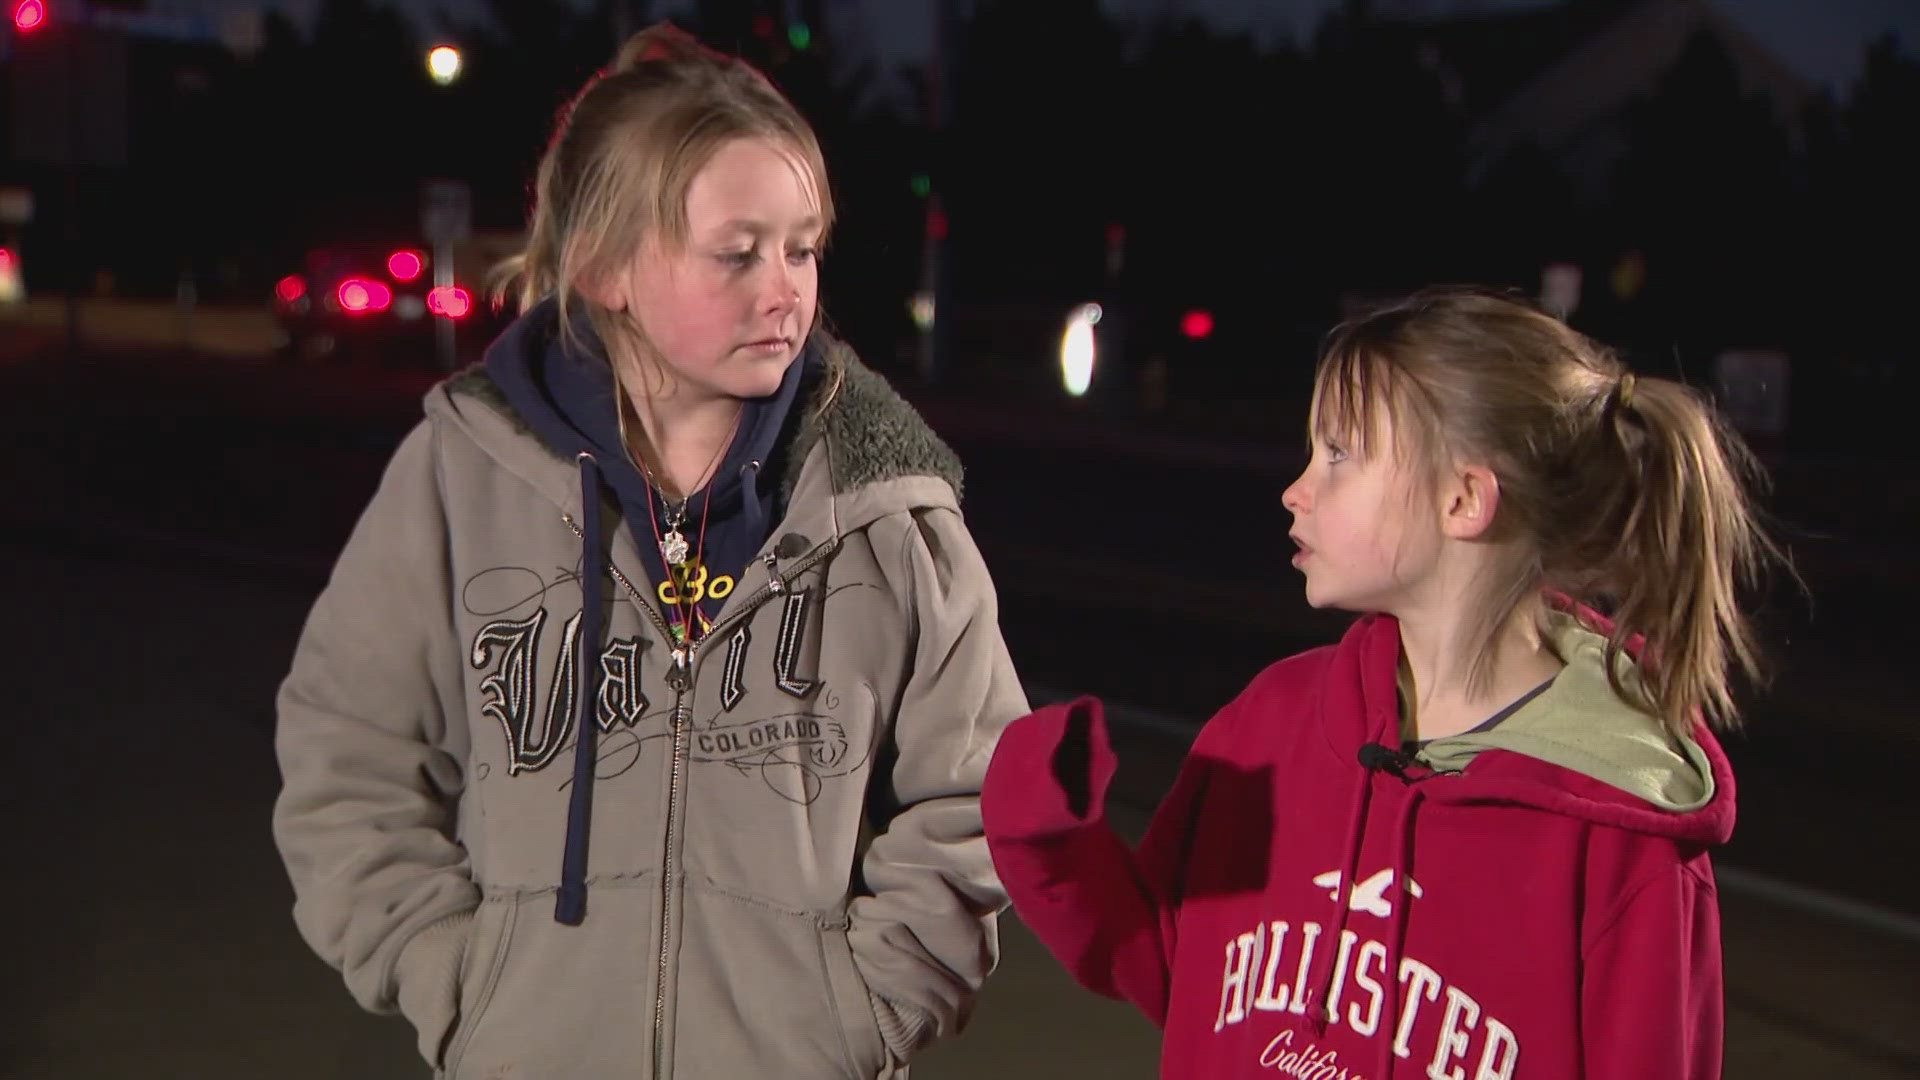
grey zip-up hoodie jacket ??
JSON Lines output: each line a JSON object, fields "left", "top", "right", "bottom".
{"left": 272, "top": 336, "right": 1027, "bottom": 1078}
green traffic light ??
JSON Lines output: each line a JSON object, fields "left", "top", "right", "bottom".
{"left": 910, "top": 174, "right": 931, "bottom": 198}
{"left": 788, "top": 23, "right": 811, "bottom": 50}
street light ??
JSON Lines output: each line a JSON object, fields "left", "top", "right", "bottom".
{"left": 1060, "top": 303, "right": 1101, "bottom": 399}
{"left": 427, "top": 45, "right": 462, "bottom": 86}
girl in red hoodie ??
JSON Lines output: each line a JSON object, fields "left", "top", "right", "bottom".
{"left": 982, "top": 287, "right": 1781, "bottom": 1078}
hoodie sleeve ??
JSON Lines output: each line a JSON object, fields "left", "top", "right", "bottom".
{"left": 271, "top": 420, "right": 480, "bottom": 1061}
{"left": 848, "top": 505, "right": 1030, "bottom": 1063}
{"left": 981, "top": 691, "right": 1238, "bottom": 1028}
{"left": 1580, "top": 852, "right": 1724, "bottom": 1078}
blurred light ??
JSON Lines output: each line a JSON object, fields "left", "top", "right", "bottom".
{"left": 1612, "top": 250, "right": 1646, "bottom": 302}
{"left": 12, "top": 0, "right": 46, "bottom": 32}
{"left": 387, "top": 249, "right": 425, "bottom": 281}
{"left": 927, "top": 206, "right": 948, "bottom": 242}
{"left": 751, "top": 15, "right": 774, "bottom": 38}
{"left": 338, "top": 278, "right": 391, "bottom": 314}
{"left": 428, "top": 285, "right": 471, "bottom": 318}
{"left": 910, "top": 173, "right": 931, "bottom": 198}
{"left": 275, "top": 274, "right": 307, "bottom": 304}
{"left": 1540, "top": 263, "right": 1582, "bottom": 319}
{"left": 1060, "top": 303, "right": 1101, "bottom": 399}
{"left": 427, "top": 46, "right": 462, "bottom": 86}
{"left": 787, "top": 22, "right": 811, "bottom": 50}
{"left": 909, "top": 291, "right": 935, "bottom": 331}
{"left": 0, "top": 246, "right": 21, "bottom": 305}
{"left": 1181, "top": 308, "right": 1214, "bottom": 340}
{"left": 395, "top": 294, "right": 427, "bottom": 320}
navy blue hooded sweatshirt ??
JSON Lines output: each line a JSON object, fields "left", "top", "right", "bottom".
{"left": 485, "top": 298, "right": 811, "bottom": 641}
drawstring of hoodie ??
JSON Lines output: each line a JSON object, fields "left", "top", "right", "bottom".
{"left": 556, "top": 452, "right": 607, "bottom": 926}
{"left": 740, "top": 459, "right": 767, "bottom": 542}
{"left": 1305, "top": 754, "right": 1376, "bottom": 1037}
{"left": 1306, "top": 652, "right": 1402, "bottom": 1039}
{"left": 1373, "top": 786, "right": 1428, "bottom": 1080}
{"left": 1306, "top": 682, "right": 1439, "bottom": 1080}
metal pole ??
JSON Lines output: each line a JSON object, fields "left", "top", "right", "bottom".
{"left": 62, "top": 13, "right": 81, "bottom": 354}
{"left": 434, "top": 240, "right": 455, "bottom": 370}
{"left": 916, "top": 0, "right": 958, "bottom": 384}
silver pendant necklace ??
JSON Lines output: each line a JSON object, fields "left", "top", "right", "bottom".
{"left": 643, "top": 406, "right": 742, "bottom": 570}
{"left": 659, "top": 497, "right": 691, "bottom": 566}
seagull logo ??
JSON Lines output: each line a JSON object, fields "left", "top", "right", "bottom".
{"left": 1312, "top": 868, "right": 1424, "bottom": 918}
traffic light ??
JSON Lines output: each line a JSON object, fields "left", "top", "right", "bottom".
{"left": 12, "top": 0, "right": 47, "bottom": 33}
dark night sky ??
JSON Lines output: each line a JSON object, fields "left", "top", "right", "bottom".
{"left": 204, "top": 0, "right": 1920, "bottom": 96}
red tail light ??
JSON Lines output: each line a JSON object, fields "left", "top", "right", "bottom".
{"left": 338, "top": 278, "right": 392, "bottom": 314}
{"left": 12, "top": 0, "right": 46, "bottom": 33}
{"left": 275, "top": 274, "right": 307, "bottom": 303}
{"left": 387, "top": 249, "right": 425, "bottom": 282}
{"left": 428, "top": 285, "right": 472, "bottom": 319}
{"left": 1181, "top": 309, "right": 1214, "bottom": 340}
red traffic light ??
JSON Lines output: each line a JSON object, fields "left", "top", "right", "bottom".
{"left": 275, "top": 274, "right": 307, "bottom": 304}
{"left": 427, "top": 285, "right": 471, "bottom": 318}
{"left": 12, "top": 0, "right": 46, "bottom": 32}
{"left": 387, "top": 249, "right": 425, "bottom": 282}
{"left": 1181, "top": 308, "right": 1214, "bottom": 340}
{"left": 338, "top": 278, "right": 392, "bottom": 314}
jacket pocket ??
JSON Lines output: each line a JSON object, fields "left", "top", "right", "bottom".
{"left": 821, "top": 924, "right": 893, "bottom": 1078}
{"left": 440, "top": 884, "right": 657, "bottom": 1079}
{"left": 439, "top": 897, "right": 516, "bottom": 1078}
{"left": 674, "top": 883, "right": 890, "bottom": 1079}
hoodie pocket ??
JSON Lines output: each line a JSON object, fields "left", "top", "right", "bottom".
{"left": 675, "top": 884, "right": 890, "bottom": 1079}
{"left": 438, "top": 898, "right": 516, "bottom": 1078}
{"left": 821, "top": 925, "right": 892, "bottom": 1077}
{"left": 442, "top": 885, "right": 658, "bottom": 1079}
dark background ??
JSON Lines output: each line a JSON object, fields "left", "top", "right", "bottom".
{"left": 6, "top": 0, "right": 1919, "bottom": 446}
{"left": 4, "top": 1, "right": 1919, "bottom": 1076}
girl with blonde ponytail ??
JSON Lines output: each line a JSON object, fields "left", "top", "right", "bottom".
{"left": 276, "top": 24, "right": 1024, "bottom": 1078}
{"left": 983, "top": 286, "right": 1778, "bottom": 1078}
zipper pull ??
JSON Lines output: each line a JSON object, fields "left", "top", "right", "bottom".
{"left": 765, "top": 533, "right": 813, "bottom": 596}
{"left": 667, "top": 646, "right": 692, "bottom": 692}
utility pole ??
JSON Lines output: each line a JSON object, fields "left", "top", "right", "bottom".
{"left": 11, "top": 5, "right": 130, "bottom": 355}
{"left": 916, "top": 0, "right": 961, "bottom": 384}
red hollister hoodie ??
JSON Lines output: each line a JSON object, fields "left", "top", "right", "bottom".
{"left": 982, "top": 607, "right": 1733, "bottom": 1079}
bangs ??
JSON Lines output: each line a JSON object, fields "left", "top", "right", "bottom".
{"left": 1310, "top": 340, "right": 1402, "bottom": 461}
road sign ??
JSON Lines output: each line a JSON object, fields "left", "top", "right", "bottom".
{"left": 421, "top": 179, "right": 472, "bottom": 246}
{"left": 1715, "top": 349, "right": 1790, "bottom": 437}
{"left": 0, "top": 187, "right": 33, "bottom": 225}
